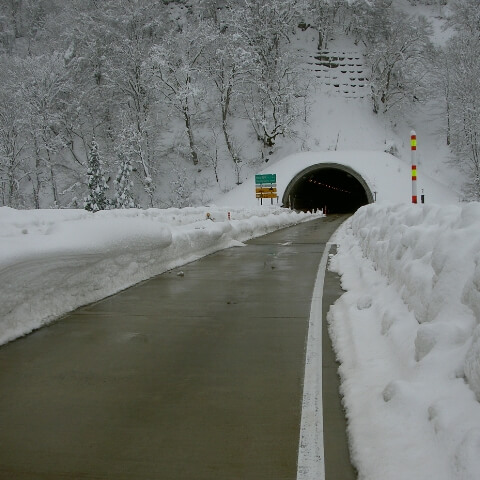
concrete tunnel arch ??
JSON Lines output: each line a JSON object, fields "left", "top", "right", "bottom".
{"left": 282, "top": 163, "right": 374, "bottom": 213}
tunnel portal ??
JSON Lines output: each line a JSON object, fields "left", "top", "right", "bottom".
{"left": 282, "top": 163, "right": 373, "bottom": 214}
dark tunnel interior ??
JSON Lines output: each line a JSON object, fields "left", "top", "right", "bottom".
{"left": 284, "top": 167, "right": 371, "bottom": 214}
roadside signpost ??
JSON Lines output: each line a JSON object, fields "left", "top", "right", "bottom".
{"left": 255, "top": 174, "right": 278, "bottom": 205}
{"left": 411, "top": 130, "right": 417, "bottom": 204}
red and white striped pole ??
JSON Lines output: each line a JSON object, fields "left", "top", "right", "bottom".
{"left": 411, "top": 130, "right": 417, "bottom": 204}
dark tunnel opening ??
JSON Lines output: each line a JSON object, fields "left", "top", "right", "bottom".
{"left": 283, "top": 165, "right": 373, "bottom": 214}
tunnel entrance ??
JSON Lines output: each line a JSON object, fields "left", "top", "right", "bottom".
{"left": 282, "top": 163, "right": 373, "bottom": 213}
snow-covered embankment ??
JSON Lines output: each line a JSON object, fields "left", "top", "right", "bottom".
{"left": 0, "top": 206, "right": 321, "bottom": 346}
{"left": 329, "top": 203, "right": 480, "bottom": 480}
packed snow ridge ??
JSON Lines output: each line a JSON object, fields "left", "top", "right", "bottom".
{"left": 0, "top": 206, "right": 321, "bottom": 346}
{"left": 329, "top": 203, "right": 480, "bottom": 480}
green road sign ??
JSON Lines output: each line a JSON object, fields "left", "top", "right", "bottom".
{"left": 255, "top": 174, "right": 276, "bottom": 185}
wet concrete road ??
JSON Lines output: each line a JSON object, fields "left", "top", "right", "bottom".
{"left": 0, "top": 216, "right": 346, "bottom": 480}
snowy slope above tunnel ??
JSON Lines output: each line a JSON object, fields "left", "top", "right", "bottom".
{"left": 214, "top": 151, "right": 459, "bottom": 209}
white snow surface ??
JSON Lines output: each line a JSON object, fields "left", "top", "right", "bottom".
{"left": 329, "top": 203, "right": 480, "bottom": 480}
{"left": 216, "top": 151, "right": 458, "bottom": 208}
{"left": 0, "top": 205, "right": 321, "bottom": 345}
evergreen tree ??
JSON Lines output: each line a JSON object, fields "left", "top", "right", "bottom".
{"left": 114, "top": 154, "right": 135, "bottom": 208}
{"left": 84, "top": 138, "right": 109, "bottom": 212}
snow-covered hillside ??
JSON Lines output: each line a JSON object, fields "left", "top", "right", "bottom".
{"left": 273, "top": 14, "right": 460, "bottom": 194}
{"left": 3, "top": 0, "right": 475, "bottom": 209}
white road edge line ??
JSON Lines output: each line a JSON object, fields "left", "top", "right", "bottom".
{"left": 297, "top": 241, "right": 333, "bottom": 480}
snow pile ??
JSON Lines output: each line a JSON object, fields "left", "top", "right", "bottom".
{"left": 329, "top": 203, "right": 480, "bottom": 480}
{"left": 0, "top": 206, "right": 321, "bottom": 346}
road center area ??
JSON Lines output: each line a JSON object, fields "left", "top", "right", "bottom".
{"left": 0, "top": 216, "right": 344, "bottom": 480}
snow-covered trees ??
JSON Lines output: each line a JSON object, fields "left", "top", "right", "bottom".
{"left": 1, "top": 0, "right": 316, "bottom": 208}
{"left": 148, "top": 21, "right": 217, "bottom": 166}
{"left": 8, "top": 52, "right": 74, "bottom": 208}
{"left": 367, "top": 12, "right": 433, "bottom": 114}
{"left": 7, "top": 0, "right": 467, "bottom": 207}
{"left": 349, "top": 1, "right": 433, "bottom": 114}
{"left": 169, "top": 164, "right": 193, "bottom": 207}
{"left": 114, "top": 120, "right": 155, "bottom": 207}
{"left": 446, "top": 0, "right": 480, "bottom": 37}
{"left": 438, "top": 1, "right": 480, "bottom": 200}
{"left": 226, "top": 0, "right": 309, "bottom": 150}
{"left": 0, "top": 94, "right": 24, "bottom": 207}
{"left": 230, "top": 0, "right": 302, "bottom": 70}
{"left": 114, "top": 153, "right": 135, "bottom": 209}
{"left": 242, "top": 50, "right": 307, "bottom": 149}
{"left": 206, "top": 27, "right": 253, "bottom": 169}
{"left": 419, "top": 0, "right": 480, "bottom": 200}
{"left": 307, "top": 0, "right": 345, "bottom": 50}
{"left": 84, "top": 138, "right": 109, "bottom": 212}
{"left": 68, "top": 0, "right": 166, "bottom": 200}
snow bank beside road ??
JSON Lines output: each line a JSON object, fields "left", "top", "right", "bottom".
{"left": 0, "top": 206, "right": 321, "bottom": 346}
{"left": 329, "top": 203, "right": 480, "bottom": 480}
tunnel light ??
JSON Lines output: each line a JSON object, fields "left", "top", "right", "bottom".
{"left": 307, "top": 177, "right": 352, "bottom": 194}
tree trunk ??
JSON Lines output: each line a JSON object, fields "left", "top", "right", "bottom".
{"left": 32, "top": 135, "right": 42, "bottom": 209}
{"left": 50, "top": 166, "right": 58, "bottom": 206}
{"left": 221, "top": 86, "right": 239, "bottom": 166}
{"left": 318, "top": 30, "right": 323, "bottom": 50}
{"left": 445, "top": 89, "right": 451, "bottom": 146}
{"left": 184, "top": 107, "right": 198, "bottom": 165}
{"left": 7, "top": 166, "right": 17, "bottom": 207}
{"left": 28, "top": 173, "right": 40, "bottom": 209}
